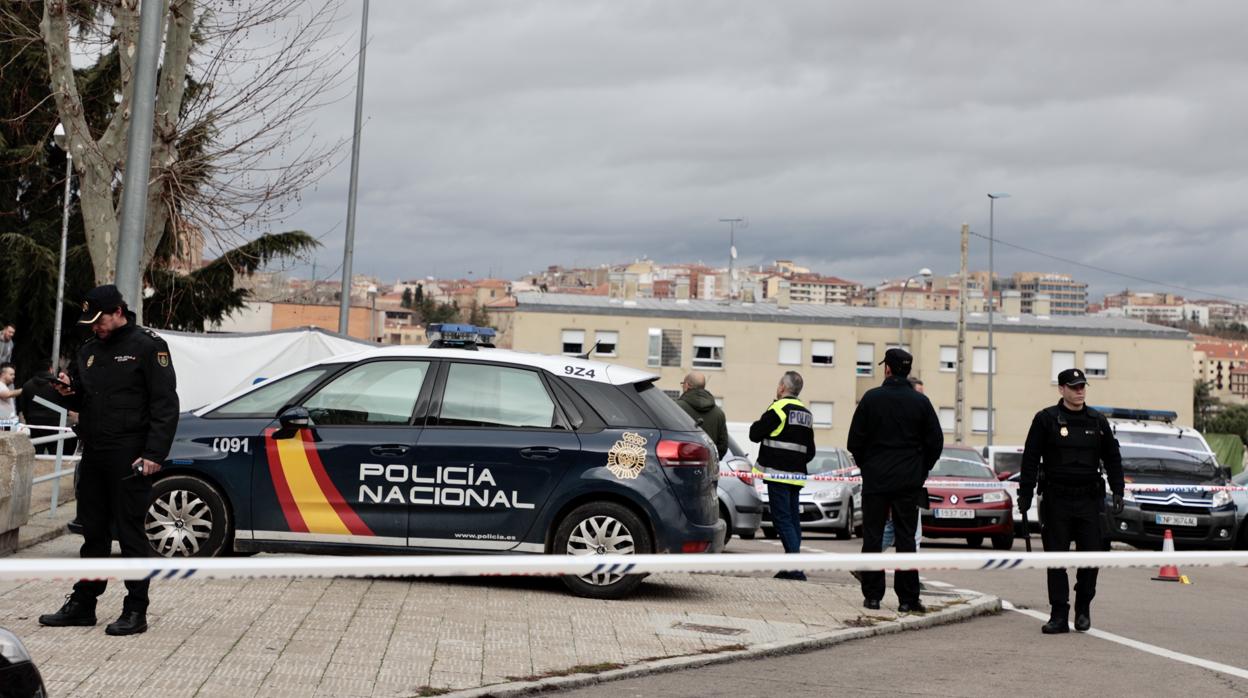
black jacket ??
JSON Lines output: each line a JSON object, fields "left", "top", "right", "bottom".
{"left": 18, "top": 371, "right": 64, "bottom": 426}
{"left": 1018, "top": 402, "right": 1123, "bottom": 500}
{"left": 61, "top": 316, "right": 179, "bottom": 461}
{"left": 847, "top": 376, "right": 944, "bottom": 494}
{"left": 676, "top": 388, "right": 729, "bottom": 459}
{"left": 749, "top": 398, "right": 816, "bottom": 474}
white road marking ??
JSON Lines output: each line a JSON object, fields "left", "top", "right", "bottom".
{"left": 1001, "top": 601, "right": 1248, "bottom": 681}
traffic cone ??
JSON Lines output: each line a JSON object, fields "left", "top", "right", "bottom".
{"left": 1151, "top": 529, "right": 1190, "bottom": 584}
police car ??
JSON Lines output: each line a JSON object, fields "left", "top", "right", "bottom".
{"left": 145, "top": 325, "right": 724, "bottom": 598}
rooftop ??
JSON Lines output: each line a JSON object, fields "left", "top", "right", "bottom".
{"left": 505, "top": 292, "right": 1191, "bottom": 340}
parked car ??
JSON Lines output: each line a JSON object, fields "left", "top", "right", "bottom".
{"left": 1097, "top": 406, "right": 1215, "bottom": 457}
{"left": 943, "top": 443, "right": 988, "bottom": 464}
{"left": 0, "top": 628, "right": 46, "bottom": 698}
{"left": 760, "top": 448, "right": 862, "bottom": 539}
{"left": 1232, "top": 470, "right": 1248, "bottom": 550}
{"left": 1006, "top": 471, "right": 1040, "bottom": 533}
{"left": 717, "top": 436, "right": 763, "bottom": 547}
{"left": 1109, "top": 444, "right": 1237, "bottom": 550}
{"left": 923, "top": 456, "right": 1014, "bottom": 549}
{"left": 143, "top": 324, "right": 724, "bottom": 599}
{"left": 984, "top": 445, "right": 1025, "bottom": 477}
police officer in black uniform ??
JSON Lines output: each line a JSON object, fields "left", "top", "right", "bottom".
{"left": 1018, "top": 367, "right": 1123, "bottom": 634}
{"left": 749, "top": 370, "right": 816, "bottom": 581}
{"left": 38, "top": 285, "right": 179, "bottom": 636}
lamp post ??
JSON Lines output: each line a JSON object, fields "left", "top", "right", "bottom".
{"left": 51, "top": 124, "right": 72, "bottom": 368}
{"left": 898, "top": 268, "right": 933, "bottom": 347}
{"left": 338, "top": 0, "right": 370, "bottom": 334}
{"left": 718, "top": 218, "right": 744, "bottom": 299}
{"left": 986, "top": 192, "right": 1010, "bottom": 446}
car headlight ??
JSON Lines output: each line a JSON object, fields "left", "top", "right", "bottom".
{"left": 981, "top": 491, "right": 1008, "bottom": 504}
{"left": 0, "top": 628, "right": 34, "bottom": 664}
{"left": 1212, "top": 490, "right": 1232, "bottom": 509}
{"left": 813, "top": 486, "right": 845, "bottom": 501}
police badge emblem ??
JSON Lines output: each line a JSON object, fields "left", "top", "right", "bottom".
{"left": 86, "top": 355, "right": 95, "bottom": 368}
{"left": 157, "top": 351, "right": 170, "bottom": 367}
{"left": 606, "top": 432, "right": 648, "bottom": 479}
{"left": 1059, "top": 426, "right": 1069, "bottom": 437}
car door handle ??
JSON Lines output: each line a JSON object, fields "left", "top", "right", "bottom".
{"left": 370, "top": 445, "right": 410, "bottom": 457}
{"left": 520, "top": 447, "right": 561, "bottom": 461}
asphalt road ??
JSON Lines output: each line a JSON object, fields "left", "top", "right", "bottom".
{"left": 559, "top": 532, "right": 1248, "bottom": 696}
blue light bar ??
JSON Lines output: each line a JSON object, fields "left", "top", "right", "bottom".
{"left": 1092, "top": 406, "right": 1178, "bottom": 422}
{"left": 428, "top": 324, "right": 496, "bottom": 349}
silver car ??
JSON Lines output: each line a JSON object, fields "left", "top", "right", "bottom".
{"left": 760, "top": 448, "right": 862, "bottom": 539}
{"left": 717, "top": 437, "right": 763, "bottom": 548}
{"left": 1231, "top": 470, "right": 1247, "bottom": 550}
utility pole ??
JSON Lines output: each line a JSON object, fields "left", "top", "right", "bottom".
{"left": 955, "top": 223, "right": 969, "bottom": 443}
{"left": 338, "top": 0, "right": 370, "bottom": 335}
{"left": 718, "top": 218, "right": 744, "bottom": 299}
{"left": 113, "top": 0, "right": 165, "bottom": 320}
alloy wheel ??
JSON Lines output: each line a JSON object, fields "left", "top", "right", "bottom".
{"left": 146, "top": 489, "right": 214, "bottom": 557}
{"left": 565, "top": 514, "right": 636, "bottom": 586}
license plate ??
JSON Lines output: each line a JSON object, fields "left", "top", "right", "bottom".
{"left": 935, "top": 508, "right": 975, "bottom": 519}
{"left": 1155, "top": 513, "right": 1197, "bottom": 527}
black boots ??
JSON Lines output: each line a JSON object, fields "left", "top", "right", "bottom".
{"left": 1074, "top": 608, "right": 1091, "bottom": 632}
{"left": 1042, "top": 616, "right": 1070, "bottom": 634}
{"left": 898, "top": 601, "right": 927, "bottom": 614}
{"left": 105, "top": 610, "right": 148, "bottom": 636}
{"left": 863, "top": 599, "right": 881, "bottom": 610}
{"left": 38, "top": 595, "right": 97, "bottom": 627}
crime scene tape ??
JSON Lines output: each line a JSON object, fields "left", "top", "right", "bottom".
{"left": 726, "top": 470, "right": 1248, "bottom": 492}
{"left": 0, "top": 550, "right": 1246, "bottom": 582}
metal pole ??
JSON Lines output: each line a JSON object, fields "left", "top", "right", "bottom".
{"left": 338, "top": 0, "right": 370, "bottom": 335}
{"left": 987, "top": 197, "right": 995, "bottom": 447}
{"left": 955, "top": 224, "right": 968, "bottom": 443}
{"left": 719, "top": 218, "right": 743, "bottom": 300}
{"left": 114, "top": 0, "right": 166, "bottom": 315}
{"left": 51, "top": 156, "right": 72, "bottom": 367}
{"left": 899, "top": 277, "right": 911, "bottom": 347}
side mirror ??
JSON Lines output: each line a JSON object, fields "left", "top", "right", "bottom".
{"left": 278, "top": 406, "right": 311, "bottom": 430}
{"left": 997, "top": 471, "right": 1012, "bottom": 481}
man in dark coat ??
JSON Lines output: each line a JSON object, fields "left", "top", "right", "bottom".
{"left": 18, "top": 359, "right": 77, "bottom": 455}
{"left": 676, "top": 372, "right": 729, "bottom": 459}
{"left": 848, "top": 348, "right": 943, "bottom": 613}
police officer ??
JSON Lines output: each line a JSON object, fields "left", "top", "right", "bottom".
{"left": 1018, "top": 367, "right": 1123, "bottom": 634}
{"left": 749, "top": 370, "right": 816, "bottom": 581}
{"left": 848, "top": 348, "right": 943, "bottom": 612}
{"left": 38, "top": 285, "right": 179, "bottom": 636}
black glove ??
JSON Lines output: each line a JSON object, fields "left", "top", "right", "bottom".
{"left": 1112, "top": 494, "right": 1124, "bottom": 515}
{"left": 1017, "top": 495, "right": 1032, "bottom": 515}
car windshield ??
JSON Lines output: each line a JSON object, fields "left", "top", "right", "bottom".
{"left": 993, "top": 452, "right": 1023, "bottom": 474}
{"left": 1115, "top": 430, "right": 1211, "bottom": 454}
{"left": 1122, "top": 456, "right": 1218, "bottom": 482}
{"left": 809, "top": 450, "right": 846, "bottom": 475}
{"left": 943, "top": 447, "right": 985, "bottom": 464}
{"left": 929, "top": 458, "right": 995, "bottom": 479}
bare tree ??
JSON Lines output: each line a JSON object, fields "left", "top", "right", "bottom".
{"left": 36, "top": 0, "right": 349, "bottom": 286}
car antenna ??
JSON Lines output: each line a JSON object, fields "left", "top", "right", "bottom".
{"left": 577, "top": 341, "right": 600, "bottom": 361}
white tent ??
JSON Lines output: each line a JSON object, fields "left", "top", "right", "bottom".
{"left": 155, "top": 328, "right": 376, "bottom": 411}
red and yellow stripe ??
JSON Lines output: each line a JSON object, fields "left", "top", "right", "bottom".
{"left": 265, "top": 429, "right": 373, "bottom": 536}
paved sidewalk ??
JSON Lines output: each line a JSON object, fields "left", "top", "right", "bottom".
{"left": 1, "top": 534, "right": 998, "bottom": 697}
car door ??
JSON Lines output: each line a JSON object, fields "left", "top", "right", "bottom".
{"left": 250, "top": 359, "right": 433, "bottom": 549}
{"left": 409, "top": 360, "right": 580, "bottom": 551}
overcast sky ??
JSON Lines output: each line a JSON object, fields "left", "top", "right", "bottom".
{"left": 266, "top": 1, "right": 1248, "bottom": 302}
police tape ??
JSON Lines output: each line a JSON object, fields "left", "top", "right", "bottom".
{"left": 725, "top": 470, "right": 1248, "bottom": 492}
{"left": 0, "top": 550, "right": 1246, "bottom": 582}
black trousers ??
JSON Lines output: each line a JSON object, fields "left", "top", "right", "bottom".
{"left": 1040, "top": 493, "right": 1107, "bottom": 617}
{"left": 860, "top": 489, "right": 922, "bottom": 605}
{"left": 72, "top": 447, "right": 153, "bottom": 612}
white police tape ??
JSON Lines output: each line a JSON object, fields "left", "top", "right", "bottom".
{"left": 728, "top": 470, "right": 1248, "bottom": 492}
{"left": 0, "top": 550, "right": 1246, "bottom": 582}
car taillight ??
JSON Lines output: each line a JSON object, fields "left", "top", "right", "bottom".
{"left": 682, "top": 540, "right": 710, "bottom": 553}
{"left": 657, "top": 439, "right": 712, "bottom": 468}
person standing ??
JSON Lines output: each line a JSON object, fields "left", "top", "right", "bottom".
{"left": 18, "top": 359, "right": 76, "bottom": 454}
{"left": 848, "top": 349, "right": 943, "bottom": 612}
{"left": 38, "top": 285, "right": 179, "bottom": 636}
{"left": 0, "top": 323, "right": 14, "bottom": 365}
{"left": 1017, "top": 368, "right": 1123, "bottom": 634}
{"left": 0, "top": 363, "right": 20, "bottom": 429}
{"left": 676, "top": 372, "right": 729, "bottom": 459}
{"left": 749, "top": 371, "right": 816, "bottom": 581}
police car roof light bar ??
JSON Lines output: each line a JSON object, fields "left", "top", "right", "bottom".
{"left": 427, "top": 323, "right": 496, "bottom": 350}
{"left": 1092, "top": 406, "right": 1178, "bottom": 423}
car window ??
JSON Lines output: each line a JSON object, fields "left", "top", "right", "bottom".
{"left": 929, "top": 458, "right": 994, "bottom": 479}
{"left": 633, "top": 381, "right": 698, "bottom": 431}
{"left": 809, "top": 450, "right": 844, "bottom": 474}
{"left": 564, "top": 378, "right": 655, "bottom": 428}
{"left": 303, "top": 361, "right": 430, "bottom": 426}
{"left": 438, "top": 363, "right": 560, "bottom": 429}
{"left": 1114, "top": 429, "right": 1211, "bottom": 453}
{"left": 993, "top": 452, "right": 1023, "bottom": 474}
{"left": 206, "top": 366, "right": 333, "bottom": 419}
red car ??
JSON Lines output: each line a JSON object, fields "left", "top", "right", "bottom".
{"left": 922, "top": 456, "right": 1015, "bottom": 550}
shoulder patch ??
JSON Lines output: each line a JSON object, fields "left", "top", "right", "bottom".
{"left": 156, "top": 351, "right": 170, "bottom": 368}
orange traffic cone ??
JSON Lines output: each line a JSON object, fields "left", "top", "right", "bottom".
{"left": 1151, "top": 529, "right": 1190, "bottom": 584}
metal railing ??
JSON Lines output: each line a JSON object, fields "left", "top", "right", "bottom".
{"left": 24, "top": 396, "right": 79, "bottom": 516}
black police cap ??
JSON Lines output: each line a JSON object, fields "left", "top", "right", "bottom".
{"left": 879, "top": 347, "right": 913, "bottom": 369}
{"left": 77, "top": 284, "right": 126, "bottom": 324}
{"left": 1058, "top": 368, "right": 1088, "bottom": 387}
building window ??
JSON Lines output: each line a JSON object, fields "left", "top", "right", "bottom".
{"left": 856, "top": 343, "right": 874, "bottom": 377}
{"left": 971, "top": 408, "right": 996, "bottom": 434}
{"left": 561, "top": 329, "right": 585, "bottom": 355}
{"left": 778, "top": 338, "right": 802, "bottom": 366}
{"left": 648, "top": 328, "right": 682, "bottom": 368}
{"left": 811, "top": 340, "right": 835, "bottom": 366}
{"left": 810, "top": 401, "right": 833, "bottom": 427}
{"left": 939, "top": 346, "right": 957, "bottom": 372}
{"left": 1085, "top": 351, "right": 1108, "bottom": 378}
{"left": 938, "top": 407, "right": 955, "bottom": 433}
{"left": 692, "top": 335, "right": 725, "bottom": 369}
{"left": 594, "top": 330, "right": 618, "bottom": 357}
{"left": 972, "top": 347, "right": 996, "bottom": 374}
{"left": 1051, "top": 351, "right": 1075, "bottom": 383}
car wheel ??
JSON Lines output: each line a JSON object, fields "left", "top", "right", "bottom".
{"left": 555, "top": 502, "right": 652, "bottom": 600}
{"left": 965, "top": 535, "right": 984, "bottom": 549}
{"left": 718, "top": 506, "right": 732, "bottom": 550}
{"left": 739, "top": 529, "right": 756, "bottom": 540}
{"left": 145, "top": 475, "right": 231, "bottom": 558}
{"left": 762, "top": 526, "right": 778, "bottom": 539}
{"left": 991, "top": 533, "right": 1015, "bottom": 550}
{"left": 835, "top": 504, "right": 854, "bottom": 540}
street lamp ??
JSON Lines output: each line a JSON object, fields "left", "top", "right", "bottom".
{"left": 50, "top": 123, "right": 72, "bottom": 369}
{"left": 898, "top": 268, "right": 933, "bottom": 347}
{"left": 986, "top": 192, "right": 1010, "bottom": 446}
{"left": 719, "top": 218, "right": 745, "bottom": 299}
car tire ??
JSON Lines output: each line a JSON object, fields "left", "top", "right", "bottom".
{"left": 739, "top": 530, "right": 756, "bottom": 540}
{"left": 555, "top": 502, "right": 652, "bottom": 600}
{"left": 991, "top": 533, "right": 1015, "bottom": 550}
{"left": 718, "top": 506, "right": 733, "bottom": 550}
{"left": 762, "top": 526, "right": 778, "bottom": 539}
{"left": 966, "top": 535, "right": 984, "bottom": 548}
{"left": 835, "top": 504, "right": 854, "bottom": 540}
{"left": 145, "top": 475, "right": 232, "bottom": 558}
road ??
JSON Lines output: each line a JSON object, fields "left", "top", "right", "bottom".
{"left": 560, "top": 532, "right": 1248, "bottom": 696}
